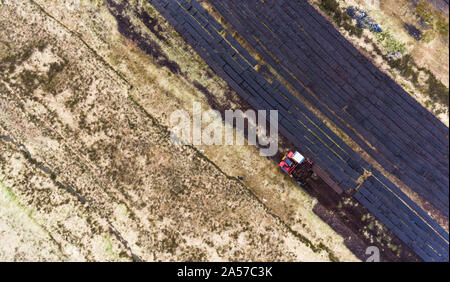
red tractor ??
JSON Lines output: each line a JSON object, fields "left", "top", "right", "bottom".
{"left": 279, "top": 151, "right": 314, "bottom": 186}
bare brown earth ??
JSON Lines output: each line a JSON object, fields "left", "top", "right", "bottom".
{"left": 0, "top": 0, "right": 422, "bottom": 262}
